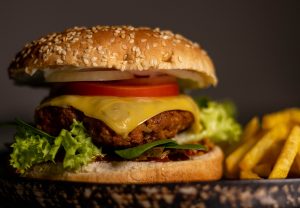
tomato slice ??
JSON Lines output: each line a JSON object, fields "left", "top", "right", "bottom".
{"left": 53, "top": 80, "right": 179, "bottom": 97}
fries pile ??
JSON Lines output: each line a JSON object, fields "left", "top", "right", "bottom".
{"left": 225, "top": 108, "right": 300, "bottom": 179}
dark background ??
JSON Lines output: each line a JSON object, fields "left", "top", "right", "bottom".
{"left": 0, "top": 0, "right": 299, "bottom": 149}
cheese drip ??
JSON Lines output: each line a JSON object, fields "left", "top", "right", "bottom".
{"left": 40, "top": 95, "right": 201, "bottom": 137}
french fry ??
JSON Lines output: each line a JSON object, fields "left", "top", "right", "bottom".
{"left": 225, "top": 137, "right": 258, "bottom": 178}
{"left": 240, "top": 170, "right": 261, "bottom": 179}
{"left": 259, "top": 140, "right": 284, "bottom": 164}
{"left": 225, "top": 117, "right": 260, "bottom": 178}
{"left": 239, "top": 124, "right": 289, "bottom": 171}
{"left": 262, "top": 110, "right": 290, "bottom": 130}
{"left": 241, "top": 116, "right": 259, "bottom": 141}
{"left": 269, "top": 126, "right": 300, "bottom": 179}
{"left": 253, "top": 163, "right": 272, "bottom": 178}
{"left": 225, "top": 108, "right": 300, "bottom": 180}
{"left": 262, "top": 108, "right": 300, "bottom": 130}
{"left": 290, "top": 108, "right": 300, "bottom": 124}
{"left": 290, "top": 153, "right": 300, "bottom": 176}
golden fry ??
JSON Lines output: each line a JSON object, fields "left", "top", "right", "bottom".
{"left": 225, "top": 108, "right": 300, "bottom": 180}
{"left": 290, "top": 153, "right": 300, "bottom": 176}
{"left": 262, "top": 108, "right": 300, "bottom": 130}
{"left": 225, "top": 137, "right": 258, "bottom": 178}
{"left": 225, "top": 116, "right": 260, "bottom": 178}
{"left": 269, "top": 126, "right": 300, "bottom": 179}
{"left": 290, "top": 108, "right": 300, "bottom": 124}
{"left": 241, "top": 116, "right": 259, "bottom": 141}
{"left": 262, "top": 110, "right": 290, "bottom": 130}
{"left": 239, "top": 124, "right": 289, "bottom": 171}
{"left": 259, "top": 140, "right": 284, "bottom": 164}
{"left": 253, "top": 163, "right": 272, "bottom": 178}
{"left": 240, "top": 170, "right": 261, "bottom": 179}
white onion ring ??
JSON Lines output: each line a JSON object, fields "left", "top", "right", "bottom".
{"left": 45, "top": 70, "right": 135, "bottom": 82}
{"left": 44, "top": 68, "right": 203, "bottom": 87}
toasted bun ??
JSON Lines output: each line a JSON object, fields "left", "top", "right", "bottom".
{"left": 24, "top": 146, "right": 223, "bottom": 183}
{"left": 8, "top": 26, "right": 217, "bottom": 87}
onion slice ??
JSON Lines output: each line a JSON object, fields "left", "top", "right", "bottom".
{"left": 45, "top": 70, "right": 135, "bottom": 82}
{"left": 44, "top": 68, "right": 206, "bottom": 87}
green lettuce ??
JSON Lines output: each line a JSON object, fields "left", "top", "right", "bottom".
{"left": 10, "top": 120, "right": 102, "bottom": 173}
{"left": 195, "top": 98, "right": 242, "bottom": 144}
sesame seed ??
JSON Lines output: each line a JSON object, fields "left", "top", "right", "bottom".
{"left": 141, "top": 39, "right": 147, "bottom": 43}
{"left": 193, "top": 42, "right": 200, "bottom": 48}
{"left": 129, "top": 33, "right": 135, "bottom": 38}
{"left": 162, "top": 51, "right": 172, "bottom": 62}
{"left": 151, "top": 58, "right": 158, "bottom": 66}
{"left": 85, "top": 34, "right": 93, "bottom": 39}
{"left": 153, "top": 43, "right": 158, "bottom": 48}
{"left": 56, "top": 58, "right": 63, "bottom": 64}
{"left": 175, "top": 39, "right": 181, "bottom": 43}
{"left": 83, "top": 58, "right": 89, "bottom": 65}
{"left": 178, "top": 56, "right": 183, "bottom": 63}
{"left": 146, "top": 43, "right": 150, "bottom": 50}
{"left": 122, "top": 44, "right": 127, "bottom": 50}
{"left": 127, "top": 26, "right": 134, "bottom": 30}
{"left": 91, "top": 27, "right": 98, "bottom": 33}
{"left": 40, "top": 37, "right": 47, "bottom": 42}
{"left": 153, "top": 34, "right": 159, "bottom": 38}
{"left": 129, "top": 39, "right": 134, "bottom": 44}
{"left": 162, "top": 35, "right": 170, "bottom": 40}
{"left": 175, "top": 34, "right": 183, "bottom": 39}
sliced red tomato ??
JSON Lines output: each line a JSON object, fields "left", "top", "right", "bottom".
{"left": 53, "top": 79, "right": 179, "bottom": 97}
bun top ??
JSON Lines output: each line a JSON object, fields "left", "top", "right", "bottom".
{"left": 8, "top": 25, "right": 217, "bottom": 87}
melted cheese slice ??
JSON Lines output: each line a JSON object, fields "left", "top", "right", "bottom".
{"left": 40, "top": 95, "right": 201, "bottom": 137}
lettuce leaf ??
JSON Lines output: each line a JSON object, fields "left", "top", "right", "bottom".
{"left": 10, "top": 120, "right": 102, "bottom": 173}
{"left": 10, "top": 134, "right": 52, "bottom": 173}
{"left": 195, "top": 98, "right": 242, "bottom": 144}
{"left": 59, "top": 121, "right": 101, "bottom": 170}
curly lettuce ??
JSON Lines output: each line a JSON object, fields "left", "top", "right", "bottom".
{"left": 10, "top": 120, "right": 102, "bottom": 173}
{"left": 195, "top": 98, "right": 242, "bottom": 144}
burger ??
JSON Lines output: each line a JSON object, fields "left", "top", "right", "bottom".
{"left": 8, "top": 26, "right": 241, "bottom": 183}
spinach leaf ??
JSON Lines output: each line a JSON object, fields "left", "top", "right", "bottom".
{"left": 164, "top": 143, "right": 207, "bottom": 150}
{"left": 115, "top": 139, "right": 207, "bottom": 159}
{"left": 14, "top": 118, "right": 55, "bottom": 140}
{"left": 115, "top": 139, "right": 176, "bottom": 159}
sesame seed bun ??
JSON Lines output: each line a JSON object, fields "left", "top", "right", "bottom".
{"left": 8, "top": 26, "right": 217, "bottom": 88}
{"left": 24, "top": 146, "right": 223, "bottom": 183}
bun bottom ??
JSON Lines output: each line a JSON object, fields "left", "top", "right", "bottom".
{"left": 25, "top": 146, "right": 223, "bottom": 183}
